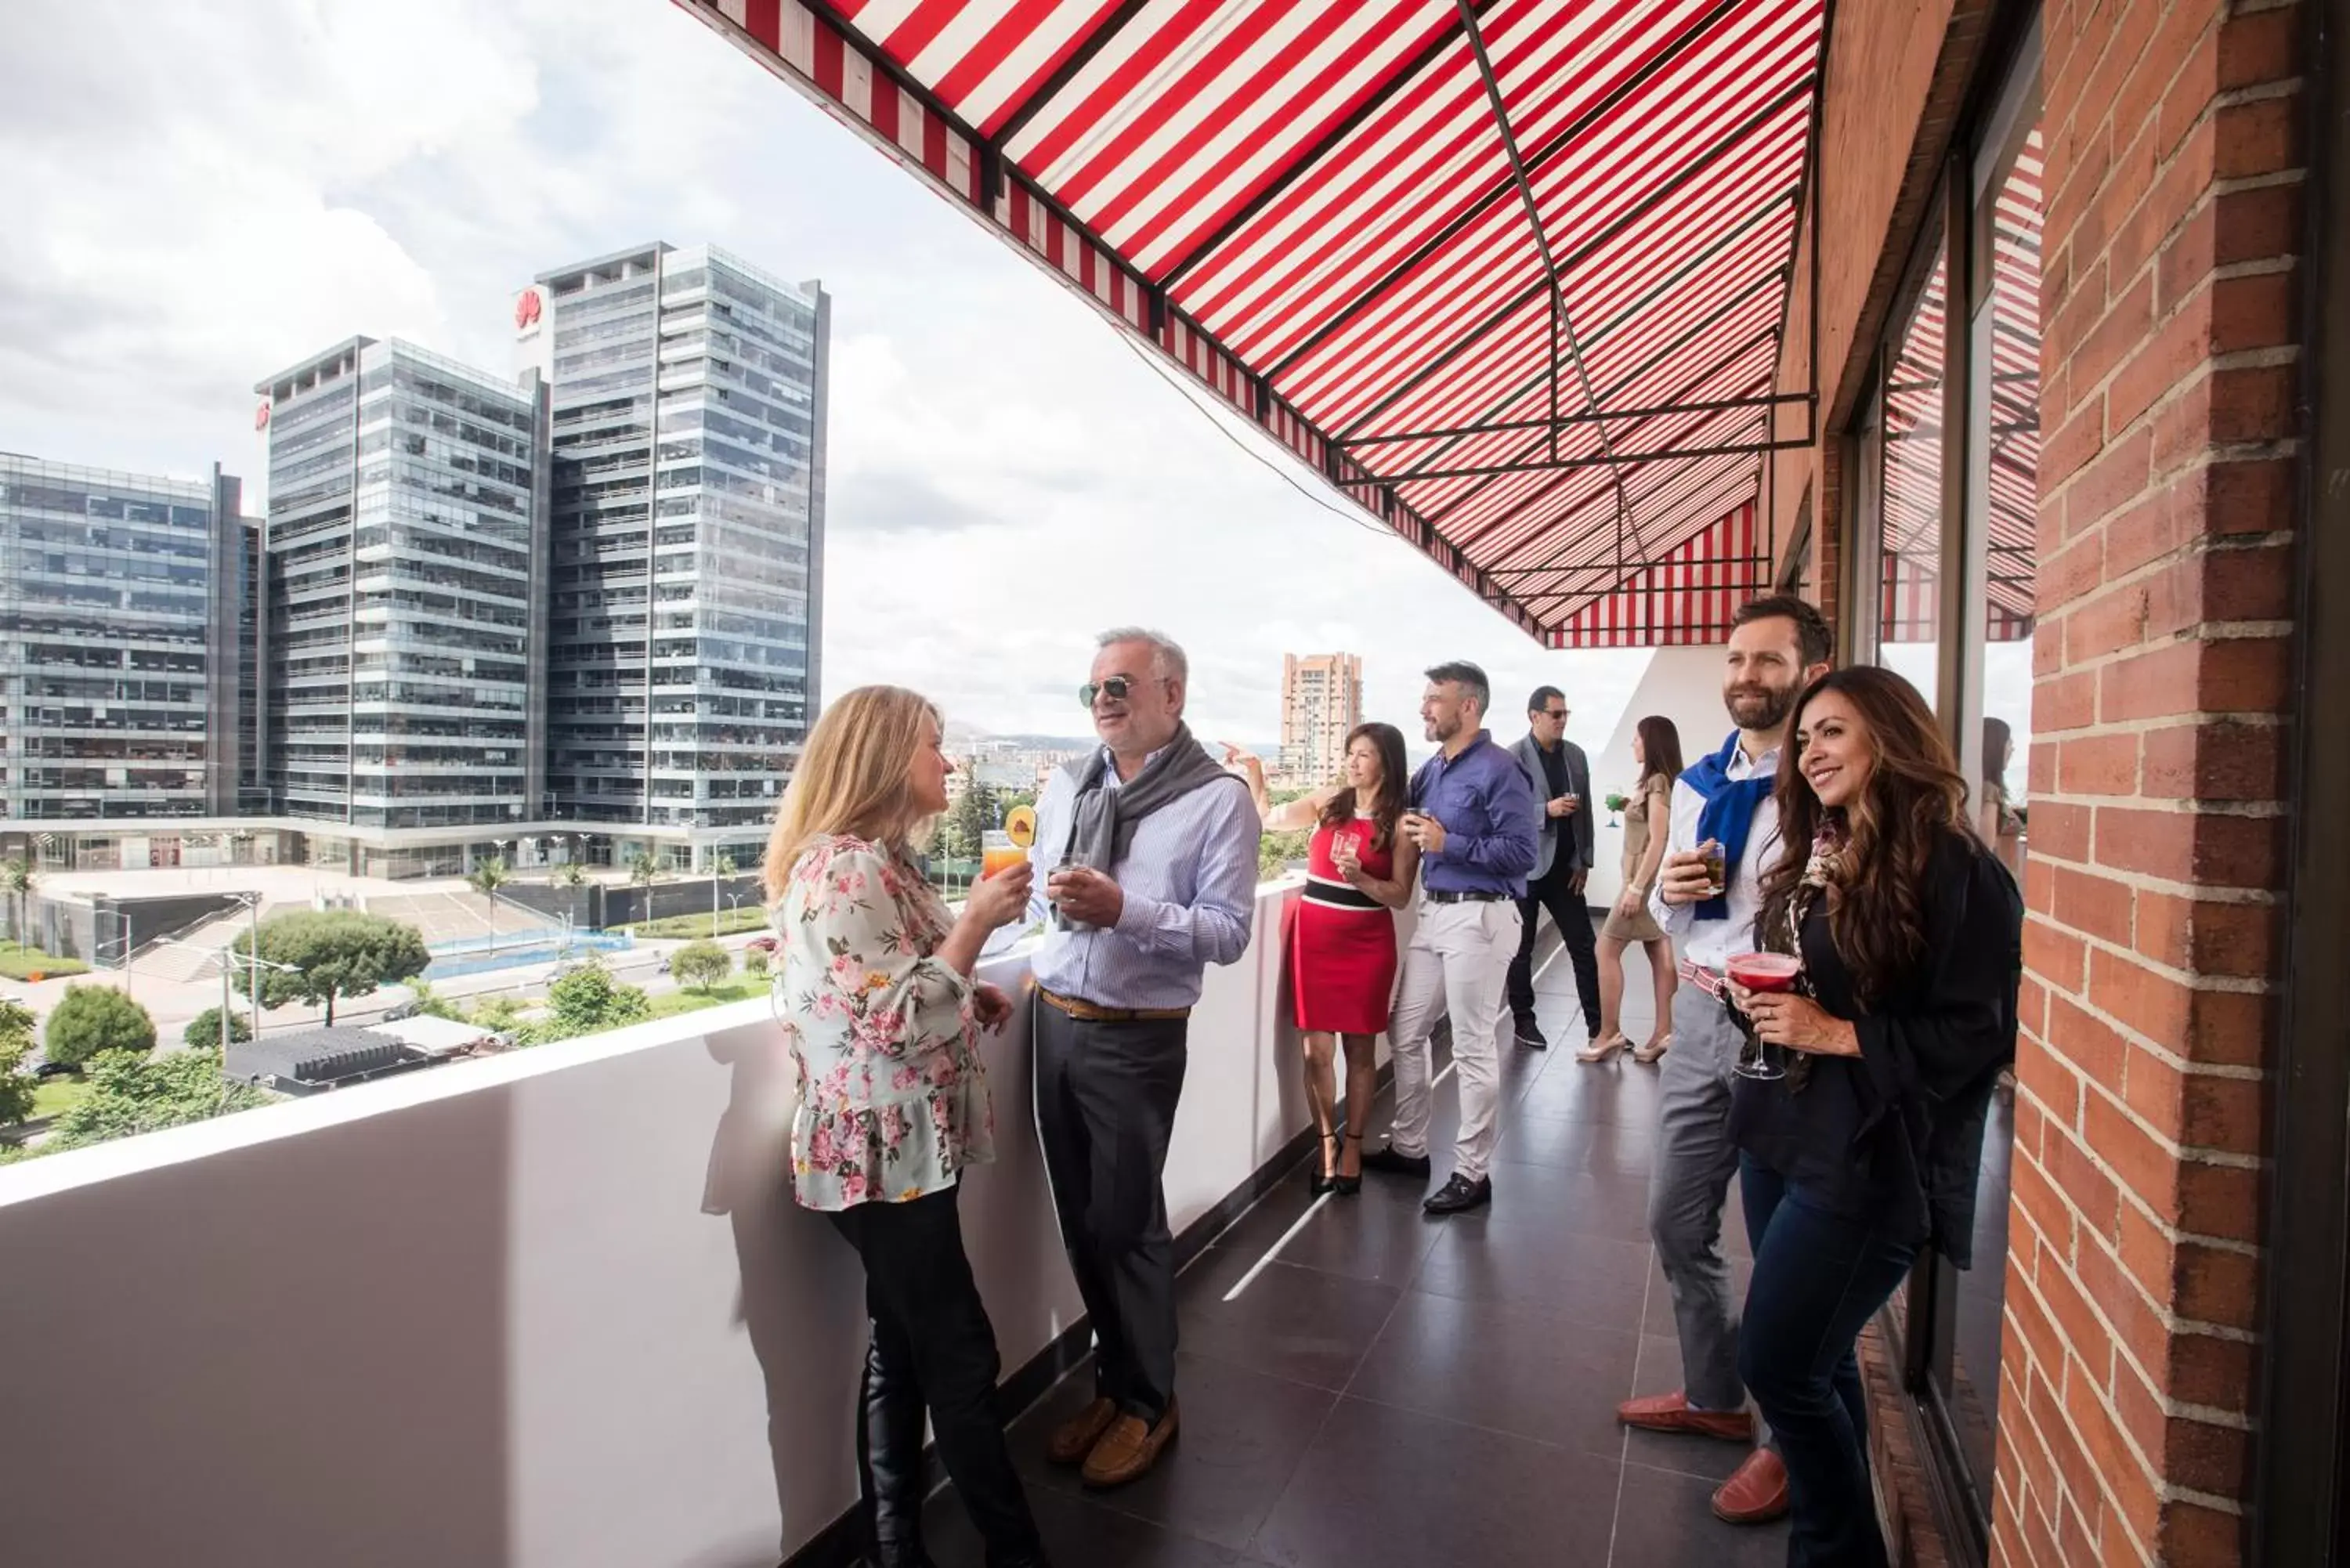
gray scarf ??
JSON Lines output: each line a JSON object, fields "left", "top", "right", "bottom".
{"left": 1056, "top": 723, "right": 1238, "bottom": 923}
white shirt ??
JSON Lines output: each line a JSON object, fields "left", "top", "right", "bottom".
{"left": 1650, "top": 739, "right": 1787, "bottom": 972}
{"left": 1025, "top": 745, "right": 1260, "bottom": 1009}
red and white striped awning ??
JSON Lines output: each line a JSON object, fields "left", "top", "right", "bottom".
{"left": 678, "top": 0, "right": 1825, "bottom": 647}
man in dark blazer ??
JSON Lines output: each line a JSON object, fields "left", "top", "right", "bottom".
{"left": 1506, "top": 685, "right": 1601, "bottom": 1048}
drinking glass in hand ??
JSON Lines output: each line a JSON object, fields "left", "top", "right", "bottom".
{"left": 1697, "top": 838, "right": 1727, "bottom": 898}
{"left": 1726, "top": 952, "right": 1801, "bottom": 1080}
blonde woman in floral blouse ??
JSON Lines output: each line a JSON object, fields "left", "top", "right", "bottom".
{"left": 765, "top": 684, "right": 1049, "bottom": 1568}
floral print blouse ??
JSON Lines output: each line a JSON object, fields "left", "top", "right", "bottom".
{"left": 774, "top": 835, "right": 993, "bottom": 1210}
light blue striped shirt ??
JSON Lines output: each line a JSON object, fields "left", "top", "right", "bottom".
{"left": 1026, "top": 745, "right": 1261, "bottom": 1009}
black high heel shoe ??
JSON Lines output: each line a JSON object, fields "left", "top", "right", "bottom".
{"left": 1332, "top": 1132, "right": 1364, "bottom": 1197}
{"left": 1309, "top": 1129, "right": 1342, "bottom": 1196}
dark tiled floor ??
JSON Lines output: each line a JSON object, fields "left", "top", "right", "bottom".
{"left": 924, "top": 928, "right": 1788, "bottom": 1566}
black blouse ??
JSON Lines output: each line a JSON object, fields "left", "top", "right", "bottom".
{"left": 1729, "top": 830, "right": 2023, "bottom": 1266}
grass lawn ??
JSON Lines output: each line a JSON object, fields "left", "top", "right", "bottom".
{"left": 31, "top": 1077, "right": 91, "bottom": 1119}
{"left": 624, "top": 905, "right": 773, "bottom": 941}
{"left": 647, "top": 974, "right": 772, "bottom": 1018}
{"left": 0, "top": 943, "right": 90, "bottom": 981}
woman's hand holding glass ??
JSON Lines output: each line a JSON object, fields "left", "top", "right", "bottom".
{"left": 1330, "top": 832, "right": 1362, "bottom": 883}
{"left": 960, "top": 861, "right": 1033, "bottom": 932}
{"left": 1723, "top": 978, "right": 1862, "bottom": 1057}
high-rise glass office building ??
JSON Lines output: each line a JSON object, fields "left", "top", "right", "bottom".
{"left": 254, "top": 338, "right": 550, "bottom": 838}
{"left": 522, "top": 243, "right": 828, "bottom": 868}
{"left": 0, "top": 456, "right": 253, "bottom": 825}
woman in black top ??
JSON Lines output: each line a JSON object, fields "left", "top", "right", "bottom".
{"left": 1724, "top": 667, "right": 2022, "bottom": 1568}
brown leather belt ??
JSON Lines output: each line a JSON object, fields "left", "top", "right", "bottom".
{"left": 1678, "top": 960, "right": 1727, "bottom": 1000}
{"left": 1036, "top": 987, "right": 1191, "bottom": 1024}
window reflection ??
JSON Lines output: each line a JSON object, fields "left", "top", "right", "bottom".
{"left": 1879, "top": 247, "right": 1948, "bottom": 704}
{"left": 1943, "top": 122, "right": 2042, "bottom": 1525}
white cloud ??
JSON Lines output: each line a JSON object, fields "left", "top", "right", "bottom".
{"left": 0, "top": 0, "right": 1654, "bottom": 760}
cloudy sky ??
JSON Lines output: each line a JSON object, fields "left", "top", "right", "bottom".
{"left": 0, "top": 0, "right": 1658, "bottom": 757}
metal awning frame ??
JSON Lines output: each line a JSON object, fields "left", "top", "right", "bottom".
{"left": 680, "top": 0, "right": 1829, "bottom": 639}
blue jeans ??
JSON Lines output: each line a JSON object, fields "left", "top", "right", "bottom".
{"left": 1737, "top": 1157, "right": 1917, "bottom": 1568}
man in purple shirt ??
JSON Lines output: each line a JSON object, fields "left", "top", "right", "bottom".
{"left": 1363, "top": 660, "right": 1541, "bottom": 1214}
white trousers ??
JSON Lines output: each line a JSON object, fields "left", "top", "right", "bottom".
{"left": 1386, "top": 896, "right": 1522, "bottom": 1181}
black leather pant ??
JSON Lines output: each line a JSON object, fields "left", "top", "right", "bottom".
{"left": 828, "top": 1185, "right": 1047, "bottom": 1568}
{"left": 1507, "top": 865, "right": 1601, "bottom": 1033}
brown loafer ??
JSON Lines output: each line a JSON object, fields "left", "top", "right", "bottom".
{"left": 1080, "top": 1400, "right": 1179, "bottom": 1488}
{"left": 1712, "top": 1447, "right": 1791, "bottom": 1523}
{"left": 1615, "top": 1389, "right": 1755, "bottom": 1442}
{"left": 1046, "top": 1396, "right": 1118, "bottom": 1465}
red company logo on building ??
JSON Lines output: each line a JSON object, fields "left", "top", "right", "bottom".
{"left": 255, "top": 400, "right": 271, "bottom": 432}
{"left": 515, "top": 288, "right": 544, "bottom": 331}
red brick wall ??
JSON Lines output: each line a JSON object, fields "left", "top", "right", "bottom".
{"left": 2001, "top": 2, "right": 2306, "bottom": 1565}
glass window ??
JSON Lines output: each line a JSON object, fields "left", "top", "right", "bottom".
{"left": 1878, "top": 240, "right": 1949, "bottom": 705}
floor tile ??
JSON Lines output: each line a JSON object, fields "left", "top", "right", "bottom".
{"left": 1177, "top": 1247, "right": 1403, "bottom": 1392}
{"left": 1477, "top": 1162, "right": 1655, "bottom": 1246}
{"left": 1249, "top": 1396, "right": 1621, "bottom": 1568}
{"left": 924, "top": 1480, "right": 1278, "bottom": 1567}
{"left": 1411, "top": 1223, "right": 1652, "bottom": 1331}
{"left": 1495, "top": 1107, "right": 1658, "bottom": 1178}
{"left": 1010, "top": 1351, "right": 1336, "bottom": 1552}
{"left": 1346, "top": 1288, "right": 1641, "bottom": 1460}
{"left": 1610, "top": 1459, "right": 1792, "bottom": 1566}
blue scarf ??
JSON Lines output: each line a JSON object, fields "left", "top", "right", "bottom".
{"left": 1679, "top": 730, "right": 1776, "bottom": 921}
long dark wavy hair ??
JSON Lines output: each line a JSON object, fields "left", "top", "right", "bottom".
{"left": 1756, "top": 667, "right": 1973, "bottom": 1006}
{"left": 1635, "top": 715, "right": 1685, "bottom": 789}
{"left": 1319, "top": 721, "right": 1409, "bottom": 850}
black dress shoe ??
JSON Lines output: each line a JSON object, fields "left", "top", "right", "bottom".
{"left": 1513, "top": 1016, "right": 1549, "bottom": 1050}
{"left": 1423, "top": 1172, "right": 1493, "bottom": 1214}
{"left": 1361, "top": 1143, "right": 1432, "bottom": 1177}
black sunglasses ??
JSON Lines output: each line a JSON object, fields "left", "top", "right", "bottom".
{"left": 1079, "top": 675, "right": 1161, "bottom": 708}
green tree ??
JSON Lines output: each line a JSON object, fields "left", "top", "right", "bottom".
{"left": 183, "top": 1006, "right": 254, "bottom": 1051}
{"left": 541, "top": 958, "right": 652, "bottom": 1039}
{"left": 668, "top": 938, "right": 732, "bottom": 992}
{"left": 403, "top": 978, "right": 462, "bottom": 1021}
{"left": 627, "top": 852, "right": 661, "bottom": 889}
{"left": 0, "top": 1001, "right": 38, "bottom": 1127}
{"left": 239, "top": 911, "right": 431, "bottom": 1026}
{"left": 742, "top": 945, "right": 770, "bottom": 978}
{"left": 43, "top": 1046, "right": 273, "bottom": 1153}
{"left": 1259, "top": 829, "right": 1312, "bottom": 883}
{"left": 553, "top": 860, "right": 588, "bottom": 888}
{"left": 466, "top": 856, "right": 510, "bottom": 928}
{"left": 468, "top": 995, "right": 529, "bottom": 1033}
{"left": 44, "top": 984, "right": 158, "bottom": 1068}
{"left": 1, "top": 857, "right": 33, "bottom": 945}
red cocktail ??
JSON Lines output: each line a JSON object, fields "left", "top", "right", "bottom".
{"left": 1726, "top": 952, "right": 1802, "bottom": 992}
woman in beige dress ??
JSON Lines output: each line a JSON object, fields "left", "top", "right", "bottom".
{"left": 1581, "top": 716, "right": 1683, "bottom": 1064}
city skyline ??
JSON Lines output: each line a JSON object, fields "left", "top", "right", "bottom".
{"left": 0, "top": 0, "right": 1653, "bottom": 760}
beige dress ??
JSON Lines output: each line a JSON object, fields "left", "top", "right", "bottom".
{"left": 1601, "top": 775, "right": 1671, "bottom": 942}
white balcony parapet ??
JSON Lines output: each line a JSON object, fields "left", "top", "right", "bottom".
{"left": 0, "top": 879, "right": 1318, "bottom": 1567}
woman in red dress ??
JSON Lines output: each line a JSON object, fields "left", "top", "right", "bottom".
{"left": 1235, "top": 723, "right": 1418, "bottom": 1194}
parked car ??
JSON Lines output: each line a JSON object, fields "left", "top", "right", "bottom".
{"left": 743, "top": 934, "right": 779, "bottom": 956}
{"left": 31, "top": 1058, "right": 78, "bottom": 1081}
{"left": 381, "top": 999, "right": 422, "bottom": 1022}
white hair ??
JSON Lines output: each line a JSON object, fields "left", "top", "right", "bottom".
{"left": 1094, "top": 627, "right": 1188, "bottom": 684}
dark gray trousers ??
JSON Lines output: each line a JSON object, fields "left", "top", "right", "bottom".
{"left": 1032, "top": 1006, "right": 1188, "bottom": 1422}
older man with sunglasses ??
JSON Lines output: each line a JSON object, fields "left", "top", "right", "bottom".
{"left": 1025, "top": 627, "right": 1260, "bottom": 1489}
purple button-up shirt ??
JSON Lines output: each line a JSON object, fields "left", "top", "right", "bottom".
{"left": 1408, "top": 730, "right": 1541, "bottom": 898}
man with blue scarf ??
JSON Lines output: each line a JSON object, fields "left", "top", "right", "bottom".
{"left": 1614, "top": 594, "right": 1832, "bottom": 1527}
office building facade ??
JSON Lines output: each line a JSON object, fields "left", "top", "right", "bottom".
{"left": 254, "top": 338, "right": 550, "bottom": 852}
{"left": 0, "top": 457, "right": 255, "bottom": 837}
{"left": 1278, "top": 652, "right": 1361, "bottom": 786}
{"left": 522, "top": 242, "right": 829, "bottom": 871}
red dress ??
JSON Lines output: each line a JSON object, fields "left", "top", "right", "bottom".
{"left": 1289, "top": 817, "right": 1400, "bottom": 1034}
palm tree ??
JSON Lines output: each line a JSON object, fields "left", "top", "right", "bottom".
{"left": 2, "top": 858, "right": 34, "bottom": 948}
{"left": 553, "top": 859, "right": 588, "bottom": 889}
{"left": 710, "top": 851, "right": 738, "bottom": 934}
{"left": 467, "top": 856, "right": 511, "bottom": 942}
{"left": 627, "top": 852, "right": 660, "bottom": 889}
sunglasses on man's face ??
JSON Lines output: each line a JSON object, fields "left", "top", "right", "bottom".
{"left": 1079, "top": 675, "right": 1155, "bottom": 708}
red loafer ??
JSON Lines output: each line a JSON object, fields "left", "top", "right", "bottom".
{"left": 1614, "top": 1389, "right": 1755, "bottom": 1442}
{"left": 1712, "top": 1447, "right": 1791, "bottom": 1524}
